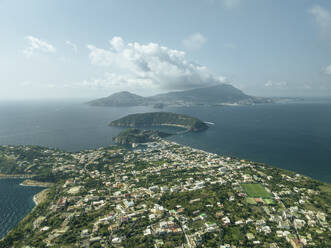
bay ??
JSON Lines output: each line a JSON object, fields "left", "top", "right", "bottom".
{"left": 0, "top": 179, "right": 43, "bottom": 239}
{"left": 0, "top": 100, "right": 330, "bottom": 182}
{"left": 0, "top": 99, "right": 331, "bottom": 238}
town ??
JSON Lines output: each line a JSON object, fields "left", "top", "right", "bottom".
{"left": 0, "top": 140, "right": 330, "bottom": 247}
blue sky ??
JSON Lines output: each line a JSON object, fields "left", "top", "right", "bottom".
{"left": 1, "top": 0, "right": 331, "bottom": 99}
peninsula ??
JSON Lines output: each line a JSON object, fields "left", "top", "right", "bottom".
{"left": 110, "top": 112, "right": 208, "bottom": 132}
{"left": 0, "top": 142, "right": 330, "bottom": 247}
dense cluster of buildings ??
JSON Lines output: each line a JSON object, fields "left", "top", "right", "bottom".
{"left": 0, "top": 141, "right": 330, "bottom": 247}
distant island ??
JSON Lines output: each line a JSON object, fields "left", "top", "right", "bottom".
{"left": 87, "top": 84, "right": 273, "bottom": 108}
{"left": 110, "top": 112, "right": 209, "bottom": 132}
{"left": 113, "top": 128, "right": 172, "bottom": 146}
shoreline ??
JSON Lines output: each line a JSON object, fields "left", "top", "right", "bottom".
{"left": 19, "top": 179, "right": 54, "bottom": 188}
{"left": 0, "top": 141, "right": 330, "bottom": 247}
{"left": 33, "top": 194, "right": 38, "bottom": 205}
{"left": 32, "top": 188, "right": 50, "bottom": 206}
{"left": 18, "top": 180, "right": 53, "bottom": 206}
{"left": 0, "top": 180, "right": 50, "bottom": 241}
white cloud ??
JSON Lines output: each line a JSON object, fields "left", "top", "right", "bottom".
{"left": 323, "top": 64, "right": 331, "bottom": 75}
{"left": 182, "top": 33, "right": 207, "bottom": 50}
{"left": 65, "top": 40, "right": 77, "bottom": 52}
{"left": 309, "top": 5, "right": 331, "bottom": 42}
{"left": 23, "top": 36, "right": 56, "bottom": 57}
{"left": 223, "top": 0, "right": 241, "bottom": 9}
{"left": 86, "top": 36, "right": 227, "bottom": 91}
{"left": 109, "top": 36, "right": 125, "bottom": 51}
{"left": 75, "top": 73, "right": 155, "bottom": 90}
{"left": 265, "top": 80, "right": 288, "bottom": 88}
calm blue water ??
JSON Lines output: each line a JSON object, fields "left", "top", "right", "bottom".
{"left": 0, "top": 100, "right": 156, "bottom": 151}
{"left": 0, "top": 100, "right": 330, "bottom": 182}
{"left": 0, "top": 179, "right": 43, "bottom": 238}
{"left": 0, "top": 99, "right": 331, "bottom": 238}
{"left": 167, "top": 103, "right": 331, "bottom": 183}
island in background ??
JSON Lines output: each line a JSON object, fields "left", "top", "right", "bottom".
{"left": 87, "top": 84, "right": 273, "bottom": 108}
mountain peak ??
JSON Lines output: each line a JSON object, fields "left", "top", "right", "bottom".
{"left": 111, "top": 91, "right": 134, "bottom": 96}
{"left": 87, "top": 91, "right": 147, "bottom": 107}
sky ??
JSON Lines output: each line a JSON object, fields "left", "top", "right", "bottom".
{"left": 1, "top": 0, "right": 331, "bottom": 99}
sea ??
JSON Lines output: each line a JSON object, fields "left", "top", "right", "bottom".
{"left": 0, "top": 179, "right": 43, "bottom": 238}
{"left": 0, "top": 99, "right": 330, "bottom": 238}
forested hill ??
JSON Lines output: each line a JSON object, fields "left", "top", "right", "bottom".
{"left": 110, "top": 112, "right": 208, "bottom": 132}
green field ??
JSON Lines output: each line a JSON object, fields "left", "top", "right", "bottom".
{"left": 263, "top": 198, "right": 275, "bottom": 205}
{"left": 242, "top": 183, "right": 272, "bottom": 198}
{"left": 246, "top": 197, "right": 257, "bottom": 205}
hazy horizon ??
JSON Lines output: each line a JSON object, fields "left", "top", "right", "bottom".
{"left": 1, "top": 0, "right": 331, "bottom": 99}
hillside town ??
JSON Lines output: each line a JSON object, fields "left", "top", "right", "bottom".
{"left": 0, "top": 140, "right": 330, "bottom": 247}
